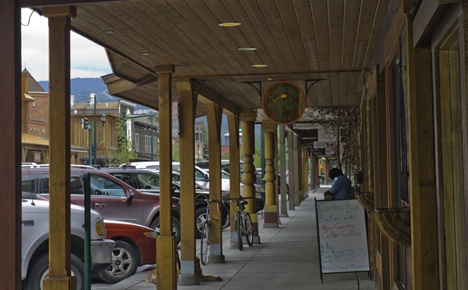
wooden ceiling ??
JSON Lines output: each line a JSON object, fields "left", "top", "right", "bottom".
{"left": 44, "top": 0, "right": 390, "bottom": 119}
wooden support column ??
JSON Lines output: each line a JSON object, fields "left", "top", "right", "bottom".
{"left": 176, "top": 79, "right": 199, "bottom": 285}
{"left": 293, "top": 134, "right": 300, "bottom": 206}
{"left": 205, "top": 102, "right": 225, "bottom": 263}
{"left": 263, "top": 121, "right": 278, "bottom": 228}
{"left": 155, "top": 65, "right": 177, "bottom": 289}
{"left": 42, "top": 6, "right": 76, "bottom": 290}
{"left": 287, "top": 130, "right": 296, "bottom": 210}
{"left": 303, "top": 146, "right": 309, "bottom": 199}
{"left": 406, "top": 23, "right": 439, "bottom": 290}
{"left": 240, "top": 109, "right": 259, "bottom": 241}
{"left": 279, "top": 125, "right": 288, "bottom": 217}
{"left": 374, "top": 72, "right": 391, "bottom": 290}
{"left": 227, "top": 114, "right": 241, "bottom": 248}
{"left": 0, "top": 1, "right": 22, "bottom": 289}
{"left": 310, "top": 155, "right": 317, "bottom": 191}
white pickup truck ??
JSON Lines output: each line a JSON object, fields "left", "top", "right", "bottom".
{"left": 21, "top": 197, "right": 115, "bottom": 290}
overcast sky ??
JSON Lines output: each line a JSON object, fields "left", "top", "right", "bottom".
{"left": 21, "top": 8, "right": 112, "bottom": 82}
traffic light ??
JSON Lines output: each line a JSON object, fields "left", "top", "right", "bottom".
{"left": 92, "top": 144, "right": 96, "bottom": 156}
{"left": 83, "top": 117, "right": 89, "bottom": 129}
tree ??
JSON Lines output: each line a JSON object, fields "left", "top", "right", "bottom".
{"left": 172, "top": 141, "right": 180, "bottom": 162}
{"left": 202, "top": 120, "right": 209, "bottom": 160}
{"left": 108, "top": 118, "right": 137, "bottom": 166}
{"left": 221, "top": 151, "right": 230, "bottom": 160}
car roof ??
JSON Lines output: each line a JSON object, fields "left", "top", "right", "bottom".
{"left": 101, "top": 167, "right": 158, "bottom": 174}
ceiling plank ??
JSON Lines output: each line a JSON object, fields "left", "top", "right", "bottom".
{"left": 20, "top": 0, "right": 138, "bottom": 8}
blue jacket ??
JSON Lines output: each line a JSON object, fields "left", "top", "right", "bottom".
{"left": 329, "top": 175, "right": 351, "bottom": 199}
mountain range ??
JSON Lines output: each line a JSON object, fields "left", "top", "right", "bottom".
{"left": 38, "top": 77, "right": 119, "bottom": 105}
{"left": 38, "top": 77, "right": 234, "bottom": 145}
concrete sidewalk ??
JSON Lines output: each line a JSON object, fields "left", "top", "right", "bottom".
{"left": 95, "top": 187, "right": 375, "bottom": 290}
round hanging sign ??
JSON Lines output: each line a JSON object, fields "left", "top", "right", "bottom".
{"left": 262, "top": 81, "right": 306, "bottom": 125}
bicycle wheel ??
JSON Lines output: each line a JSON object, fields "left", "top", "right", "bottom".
{"left": 235, "top": 212, "right": 243, "bottom": 250}
{"left": 244, "top": 212, "right": 254, "bottom": 247}
{"left": 200, "top": 221, "right": 209, "bottom": 265}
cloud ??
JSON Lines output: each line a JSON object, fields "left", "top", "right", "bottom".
{"left": 21, "top": 8, "right": 111, "bottom": 82}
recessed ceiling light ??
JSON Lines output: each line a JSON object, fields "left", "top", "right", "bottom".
{"left": 238, "top": 47, "right": 257, "bottom": 51}
{"left": 142, "top": 52, "right": 150, "bottom": 56}
{"left": 266, "top": 77, "right": 274, "bottom": 81}
{"left": 105, "top": 30, "right": 114, "bottom": 34}
{"left": 219, "top": 22, "right": 242, "bottom": 27}
{"left": 252, "top": 64, "right": 268, "bottom": 68}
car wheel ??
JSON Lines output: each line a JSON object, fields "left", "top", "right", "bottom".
{"left": 151, "top": 216, "right": 181, "bottom": 245}
{"left": 23, "top": 253, "right": 84, "bottom": 290}
{"left": 195, "top": 207, "right": 208, "bottom": 239}
{"left": 98, "top": 240, "right": 138, "bottom": 284}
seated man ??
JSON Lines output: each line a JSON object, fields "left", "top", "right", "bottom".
{"left": 324, "top": 168, "right": 351, "bottom": 200}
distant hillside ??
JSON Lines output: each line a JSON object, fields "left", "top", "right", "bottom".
{"left": 38, "top": 77, "right": 149, "bottom": 110}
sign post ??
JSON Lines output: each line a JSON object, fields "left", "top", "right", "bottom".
{"left": 314, "top": 198, "right": 370, "bottom": 282}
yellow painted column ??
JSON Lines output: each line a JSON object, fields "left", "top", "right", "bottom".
{"left": 227, "top": 114, "right": 241, "bottom": 248}
{"left": 205, "top": 103, "right": 225, "bottom": 263}
{"left": 240, "top": 109, "right": 259, "bottom": 241}
{"left": 263, "top": 121, "right": 278, "bottom": 227}
{"left": 279, "top": 125, "right": 288, "bottom": 217}
{"left": 155, "top": 65, "right": 177, "bottom": 289}
{"left": 176, "top": 79, "right": 199, "bottom": 285}
{"left": 43, "top": 6, "right": 76, "bottom": 290}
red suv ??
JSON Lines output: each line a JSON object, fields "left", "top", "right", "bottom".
{"left": 21, "top": 167, "right": 181, "bottom": 245}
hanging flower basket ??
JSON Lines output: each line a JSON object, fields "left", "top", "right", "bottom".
{"left": 374, "top": 207, "right": 411, "bottom": 246}
{"left": 355, "top": 191, "right": 374, "bottom": 211}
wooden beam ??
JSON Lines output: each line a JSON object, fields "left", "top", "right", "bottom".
{"left": 20, "top": 0, "right": 138, "bottom": 8}
{"left": 0, "top": 1, "right": 22, "bottom": 288}
{"left": 194, "top": 82, "right": 238, "bottom": 116}
{"left": 105, "top": 77, "right": 138, "bottom": 95}
{"left": 43, "top": 6, "right": 74, "bottom": 289}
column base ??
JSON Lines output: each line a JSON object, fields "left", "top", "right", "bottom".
{"left": 280, "top": 213, "right": 289, "bottom": 217}
{"left": 43, "top": 276, "right": 77, "bottom": 290}
{"left": 253, "top": 236, "right": 261, "bottom": 244}
{"left": 264, "top": 209, "right": 278, "bottom": 224}
{"left": 263, "top": 222, "right": 278, "bottom": 228}
{"left": 178, "top": 274, "right": 199, "bottom": 285}
{"left": 229, "top": 241, "right": 240, "bottom": 249}
{"left": 208, "top": 255, "right": 225, "bottom": 263}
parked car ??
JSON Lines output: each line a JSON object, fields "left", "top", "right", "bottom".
{"left": 21, "top": 196, "right": 114, "bottom": 290}
{"left": 122, "top": 161, "right": 211, "bottom": 189}
{"left": 101, "top": 167, "right": 229, "bottom": 238}
{"left": 99, "top": 220, "right": 156, "bottom": 284}
{"left": 21, "top": 167, "right": 182, "bottom": 245}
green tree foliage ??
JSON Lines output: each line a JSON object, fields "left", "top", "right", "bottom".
{"left": 253, "top": 134, "right": 262, "bottom": 168}
{"left": 172, "top": 141, "right": 180, "bottom": 162}
{"left": 202, "top": 120, "right": 209, "bottom": 160}
{"left": 221, "top": 151, "right": 230, "bottom": 160}
{"left": 108, "top": 118, "right": 137, "bottom": 165}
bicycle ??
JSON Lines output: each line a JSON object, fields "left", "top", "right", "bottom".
{"left": 228, "top": 197, "right": 254, "bottom": 250}
{"left": 198, "top": 195, "right": 221, "bottom": 265}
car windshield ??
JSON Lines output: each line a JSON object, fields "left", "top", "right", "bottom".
{"left": 136, "top": 173, "right": 159, "bottom": 190}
